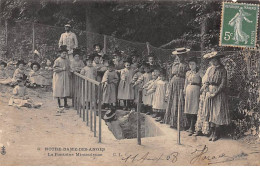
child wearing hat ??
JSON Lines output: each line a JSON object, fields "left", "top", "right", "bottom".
{"left": 133, "top": 62, "right": 152, "bottom": 113}
{"left": 146, "top": 68, "right": 168, "bottom": 123}
{"left": 8, "top": 76, "right": 42, "bottom": 108}
{"left": 101, "top": 60, "right": 119, "bottom": 109}
{"left": 70, "top": 48, "right": 85, "bottom": 73}
{"left": 53, "top": 45, "right": 71, "bottom": 108}
{"left": 11, "top": 60, "right": 27, "bottom": 86}
{"left": 117, "top": 57, "right": 135, "bottom": 110}
{"left": 0, "top": 61, "right": 12, "bottom": 85}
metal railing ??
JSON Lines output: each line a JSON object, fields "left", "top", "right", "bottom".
{"left": 71, "top": 72, "right": 102, "bottom": 143}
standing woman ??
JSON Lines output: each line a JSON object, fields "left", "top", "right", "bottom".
{"left": 164, "top": 48, "right": 189, "bottom": 129}
{"left": 204, "top": 52, "right": 230, "bottom": 141}
{"left": 184, "top": 57, "right": 201, "bottom": 136}
{"left": 53, "top": 45, "right": 71, "bottom": 108}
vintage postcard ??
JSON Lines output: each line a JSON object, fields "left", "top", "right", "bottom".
{"left": 0, "top": 0, "right": 260, "bottom": 166}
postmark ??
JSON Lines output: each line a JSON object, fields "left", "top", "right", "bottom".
{"left": 220, "top": 2, "right": 259, "bottom": 48}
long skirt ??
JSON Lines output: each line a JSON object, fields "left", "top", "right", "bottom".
{"left": 195, "top": 91, "right": 210, "bottom": 134}
{"left": 207, "top": 85, "right": 230, "bottom": 125}
{"left": 164, "top": 76, "right": 187, "bottom": 129}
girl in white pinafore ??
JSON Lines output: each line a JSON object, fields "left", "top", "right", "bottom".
{"left": 117, "top": 58, "right": 135, "bottom": 110}
{"left": 146, "top": 69, "right": 168, "bottom": 123}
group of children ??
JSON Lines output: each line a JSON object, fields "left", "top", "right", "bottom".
{"left": 0, "top": 58, "right": 49, "bottom": 108}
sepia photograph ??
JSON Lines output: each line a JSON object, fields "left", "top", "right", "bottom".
{"left": 0, "top": 0, "right": 260, "bottom": 166}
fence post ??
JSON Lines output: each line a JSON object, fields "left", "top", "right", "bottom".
{"left": 137, "top": 89, "right": 142, "bottom": 145}
{"left": 103, "top": 35, "right": 107, "bottom": 54}
{"left": 32, "top": 23, "right": 35, "bottom": 52}
{"left": 98, "top": 84, "right": 102, "bottom": 143}
{"left": 146, "top": 42, "right": 150, "bottom": 55}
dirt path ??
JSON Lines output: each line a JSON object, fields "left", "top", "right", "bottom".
{"left": 0, "top": 86, "right": 259, "bottom": 166}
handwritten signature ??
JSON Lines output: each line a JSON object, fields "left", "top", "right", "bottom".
{"left": 190, "top": 145, "right": 252, "bottom": 165}
{"left": 119, "top": 152, "right": 179, "bottom": 163}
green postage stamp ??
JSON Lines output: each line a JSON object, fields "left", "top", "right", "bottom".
{"left": 220, "top": 2, "right": 259, "bottom": 48}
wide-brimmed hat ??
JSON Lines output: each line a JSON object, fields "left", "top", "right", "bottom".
{"left": 172, "top": 47, "right": 190, "bottom": 55}
{"left": 104, "top": 109, "right": 116, "bottom": 120}
{"left": 16, "top": 60, "right": 26, "bottom": 66}
{"left": 93, "top": 43, "right": 103, "bottom": 50}
{"left": 123, "top": 57, "right": 132, "bottom": 64}
{"left": 0, "top": 60, "right": 7, "bottom": 67}
{"left": 59, "top": 45, "right": 69, "bottom": 53}
{"left": 73, "top": 48, "right": 81, "bottom": 56}
{"left": 64, "top": 24, "right": 71, "bottom": 27}
{"left": 30, "top": 62, "right": 41, "bottom": 70}
{"left": 203, "top": 51, "right": 224, "bottom": 60}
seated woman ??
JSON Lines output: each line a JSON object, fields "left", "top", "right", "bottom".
{"left": 28, "top": 62, "right": 44, "bottom": 88}
{"left": 0, "top": 60, "right": 12, "bottom": 85}
{"left": 8, "top": 76, "right": 42, "bottom": 108}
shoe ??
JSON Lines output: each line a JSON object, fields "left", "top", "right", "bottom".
{"left": 159, "top": 120, "right": 164, "bottom": 124}
{"left": 170, "top": 126, "right": 175, "bottom": 129}
{"left": 146, "top": 112, "right": 151, "bottom": 115}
